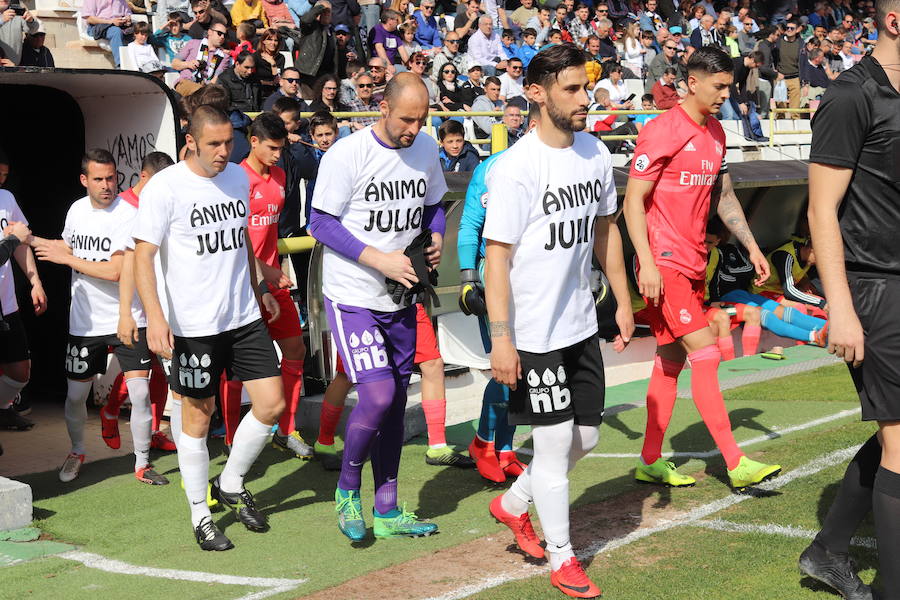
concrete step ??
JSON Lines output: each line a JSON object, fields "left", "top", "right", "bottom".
{"left": 0, "top": 477, "right": 32, "bottom": 532}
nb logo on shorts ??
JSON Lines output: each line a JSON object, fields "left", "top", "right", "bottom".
{"left": 526, "top": 366, "right": 571, "bottom": 414}
{"left": 178, "top": 353, "right": 212, "bottom": 389}
{"left": 348, "top": 329, "right": 388, "bottom": 373}
{"left": 66, "top": 344, "right": 90, "bottom": 375}
{"left": 679, "top": 309, "right": 692, "bottom": 324}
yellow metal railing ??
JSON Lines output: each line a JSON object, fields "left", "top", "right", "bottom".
{"left": 768, "top": 107, "right": 815, "bottom": 147}
{"left": 245, "top": 109, "right": 659, "bottom": 150}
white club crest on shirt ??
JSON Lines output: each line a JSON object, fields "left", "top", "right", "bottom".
{"left": 634, "top": 154, "right": 650, "bottom": 172}
{"left": 679, "top": 308, "right": 692, "bottom": 324}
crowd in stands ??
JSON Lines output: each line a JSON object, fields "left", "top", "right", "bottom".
{"left": 0, "top": 0, "right": 880, "bottom": 164}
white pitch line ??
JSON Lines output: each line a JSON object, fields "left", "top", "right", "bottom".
{"left": 425, "top": 444, "right": 861, "bottom": 600}
{"left": 692, "top": 518, "right": 877, "bottom": 549}
{"left": 515, "top": 407, "right": 860, "bottom": 459}
{"left": 58, "top": 550, "right": 307, "bottom": 600}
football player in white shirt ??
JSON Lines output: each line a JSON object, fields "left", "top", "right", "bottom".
{"left": 482, "top": 43, "right": 634, "bottom": 599}
{"left": 308, "top": 72, "right": 447, "bottom": 541}
{"left": 133, "top": 106, "right": 286, "bottom": 552}
{"left": 31, "top": 150, "right": 163, "bottom": 486}
{"left": 0, "top": 151, "right": 47, "bottom": 433}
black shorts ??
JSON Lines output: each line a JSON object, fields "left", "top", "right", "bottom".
{"left": 0, "top": 311, "right": 30, "bottom": 364}
{"left": 508, "top": 332, "right": 606, "bottom": 427}
{"left": 848, "top": 273, "right": 900, "bottom": 421}
{"left": 65, "top": 330, "right": 152, "bottom": 379}
{"left": 165, "top": 318, "right": 280, "bottom": 399}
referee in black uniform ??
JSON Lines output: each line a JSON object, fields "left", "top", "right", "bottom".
{"left": 802, "top": 2, "right": 900, "bottom": 598}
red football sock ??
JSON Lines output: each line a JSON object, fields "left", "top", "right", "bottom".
{"left": 640, "top": 356, "right": 683, "bottom": 465}
{"left": 687, "top": 345, "right": 743, "bottom": 470}
{"left": 717, "top": 336, "right": 736, "bottom": 361}
{"left": 278, "top": 359, "right": 304, "bottom": 436}
{"left": 742, "top": 325, "right": 761, "bottom": 356}
{"left": 221, "top": 377, "right": 244, "bottom": 446}
{"left": 422, "top": 397, "right": 447, "bottom": 447}
{"left": 317, "top": 401, "right": 344, "bottom": 445}
{"left": 106, "top": 372, "right": 128, "bottom": 416}
{"left": 149, "top": 363, "right": 168, "bottom": 431}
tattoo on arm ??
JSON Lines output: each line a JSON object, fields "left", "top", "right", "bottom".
{"left": 490, "top": 321, "right": 511, "bottom": 338}
{"left": 718, "top": 195, "right": 755, "bottom": 248}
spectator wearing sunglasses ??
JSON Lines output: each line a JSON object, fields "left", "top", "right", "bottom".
{"left": 431, "top": 32, "right": 471, "bottom": 82}
{"left": 414, "top": 0, "right": 442, "bottom": 50}
{"left": 498, "top": 57, "right": 525, "bottom": 102}
{"left": 346, "top": 72, "right": 380, "bottom": 130}
{"left": 262, "top": 66, "right": 307, "bottom": 110}
{"left": 436, "top": 63, "right": 471, "bottom": 113}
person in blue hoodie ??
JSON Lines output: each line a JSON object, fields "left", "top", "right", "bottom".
{"left": 500, "top": 28, "right": 520, "bottom": 62}
{"left": 518, "top": 27, "right": 539, "bottom": 68}
{"left": 438, "top": 120, "right": 481, "bottom": 172}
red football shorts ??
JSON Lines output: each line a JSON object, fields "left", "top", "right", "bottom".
{"left": 334, "top": 303, "right": 441, "bottom": 374}
{"left": 642, "top": 266, "right": 708, "bottom": 345}
{"left": 262, "top": 288, "right": 303, "bottom": 341}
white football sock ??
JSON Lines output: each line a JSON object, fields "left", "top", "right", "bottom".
{"left": 529, "top": 419, "right": 577, "bottom": 571}
{"left": 178, "top": 432, "right": 211, "bottom": 527}
{"left": 125, "top": 377, "right": 152, "bottom": 470}
{"left": 169, "top": 396, "right": 182, "bottom": 448}
{"left": 0, "top": 374, "right": 27, "bottom": 409}
{"left": 504, "top": 424, "right": 599, "bottom": 520}
{"left": 219, "top": 411, "right": 272, "bottom": 494}
{"left": 64, "top": 379, "right": 93, "bottom": 455}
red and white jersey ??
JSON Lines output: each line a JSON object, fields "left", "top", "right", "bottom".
{"left": 629, "top": 105, "right": 727, "bottom": 280}
{"left": 119, "top": 187, "right": 140, "bottom": 208}
{"left": 240, "top": 161, "right": 286, "bottom": 270}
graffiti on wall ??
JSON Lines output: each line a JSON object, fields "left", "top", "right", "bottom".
{"left": 106, "top": 132, "right": 157, "bottom": 192}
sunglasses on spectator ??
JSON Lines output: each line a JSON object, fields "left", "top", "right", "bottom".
{"left": 413, "top": 60, "right": 426, "bottom": 64}
{"left": 446, "top": 38, "right": 459, "bottom": 43}
{"left": 422, "top": 4, "right": 434, "bottom": 9}
{"left": 336, "top": 30, "right": 349, "bottom": 35}
{"left": 442, "top": 69, "right": 456, "bottom": 73}
{"left": 210, "top": 29, "right": 226, "bottom": 35}
{"left": 283, "top": 77, "right": 299, "bottom": 83}
{"left": 358, "top": 83, "right": 374, "bottom": 87}
{"left": 664, "top": 45, "right": 677, "bottom": 49}
{"left": 509, "top": 65, "right": 522, "bottom": 69}
{"left": 597, "top": 8, "right": 608, "bottom": 12}
{"left": 324, "top": 86, "right": 338, "bottom": 90}
{"left": 368, "top": 64, "right": 385, "bottom": 70}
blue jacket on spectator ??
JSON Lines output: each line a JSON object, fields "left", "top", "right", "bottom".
{"left": 414, "top": 11, "right": 443, "bottom": 49}
{"left": 440, "top": 142, "right": 481, "bottom": 172}
{"left": 501, "top": 42, "right": 519, "bottom": 61}
{"left": 518, "top": 43, "right": 538, "bottom": 67}
{"left": 287, "top": 0, "right": 313, "bottom": 23}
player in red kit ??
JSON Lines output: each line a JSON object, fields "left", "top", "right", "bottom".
{"left": 229, "top": 113, "right": 312, "bottom": 459}
{"left": 624, "top": 46, "right": 781, "bottom": 491}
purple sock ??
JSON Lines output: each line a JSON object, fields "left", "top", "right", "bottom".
{"left": 372, "top": 376, "right": 410, "bottom": 514}
{"left": 338, "top": 377, "right": 396, "bottom": 491}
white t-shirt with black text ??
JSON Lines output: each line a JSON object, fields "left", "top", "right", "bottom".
{"left": 132, "top": 161, "right": 260, "bottom": 337}
{"left": 312, "top": 127, "right": 449, "bottom": 312}
{"left": 63, "top": 196, "right": 146, "bottom": 337}
{"left": 0, "top": 190, "right": 26, "bottom": 317}
{"left": 483, "top": 130, "right": 617, "bottom": 353}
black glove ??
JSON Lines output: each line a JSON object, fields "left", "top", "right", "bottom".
{"left": 385, "top": 229, "right": 441, "bottom": 308}
{"left": 458, "top": 268, "right": 486, "bottom": 316}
